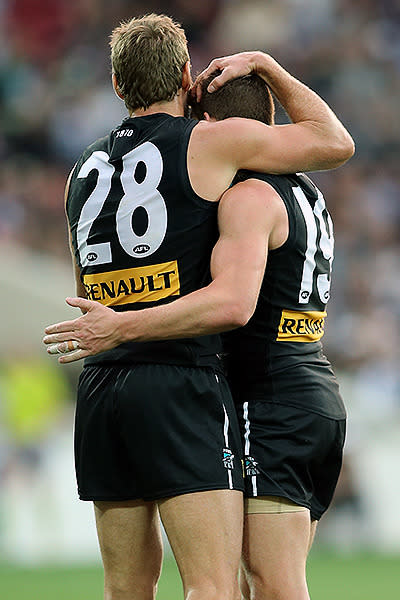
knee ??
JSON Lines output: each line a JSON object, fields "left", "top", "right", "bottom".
{"left": 185, "top": 579, "right": 239, "bottom": 600}
{"left": 104, "top": 575, "right": 158, "bottom": 600}
{"left": 245, "top": 571, "right": 309, "bottom": 600}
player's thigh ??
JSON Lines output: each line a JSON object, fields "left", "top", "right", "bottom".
{"left": 242, "top": 501, "right": 312, "bottom": 593}
{"left": 308, "top": 519, "right": 318, "bottom": 553}
{"left": 158, "top": 489, "right": 243, "bottom": 589}
{"left": 94, "top": 499, "right": 163, "bottom": 586}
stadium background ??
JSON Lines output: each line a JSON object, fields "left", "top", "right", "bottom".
{"left": 0, "top": 0, "right": 399, "bottom": 597}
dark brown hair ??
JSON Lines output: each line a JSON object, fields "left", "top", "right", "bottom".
{"left": 191, "top": 71, "right": 275, "bottom": 125}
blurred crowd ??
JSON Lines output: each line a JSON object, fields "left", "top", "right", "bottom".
{"left": 0, "top": 0, "right": 399, "bottom": 554}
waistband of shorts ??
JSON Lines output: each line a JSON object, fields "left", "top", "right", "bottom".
{"left": 84, "top": 343, "right": 225, "bottom": 371}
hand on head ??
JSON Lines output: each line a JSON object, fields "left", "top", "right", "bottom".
{"left": 191, "top": 52, "right": 259, "bottom": 101}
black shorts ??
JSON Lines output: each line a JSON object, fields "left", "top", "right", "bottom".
{"left": 75, "top": 364, "right": 244, "bottom": 501}
{"left": 230, "top": 364, "right": 346, "bottom": 520}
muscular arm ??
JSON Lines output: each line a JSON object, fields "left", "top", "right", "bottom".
{"left": 43, "top": 181, "right": 284, "bottom": 363}
{"left": 188, "top": 52, "right": 355, "bottom": 201}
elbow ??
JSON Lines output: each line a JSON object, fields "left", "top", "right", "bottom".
{"left": 328, "top": 132, "right": 356, "bottom": 168}
{"left": 224, "top": 301, "right": 255, "bottom": 329}
{"left": 311, "top": 124, "right": 355, "bottom": 170}
{"left": 337, "top": 133, "right": 356, "bottom": 162}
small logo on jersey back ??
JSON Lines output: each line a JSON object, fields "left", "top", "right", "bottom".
{"left": 223, "top": 448, "right": 235, "bottom": 470}
{"left": 116, "top": 129, "right": 134, "bottom": 138}
{"left": 133, "top": 244, "right": 150, "bottom": 254}
{"left": 87, "top": 252, "right": 98, "bottom": 262}
{"left": 245, "top": 456, "right": 260, "bottom": 477}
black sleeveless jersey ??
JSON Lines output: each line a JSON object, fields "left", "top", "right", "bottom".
{"left": 66, "top": 113, "right": 223, "bottom": 368}
{"left": 224, "top": 171, "right": 335, "bottom": 376}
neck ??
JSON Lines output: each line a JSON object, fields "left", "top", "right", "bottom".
{"left": 130, "top": 93, "right": 186, "bottom": 118}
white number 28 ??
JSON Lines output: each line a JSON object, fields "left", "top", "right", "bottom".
{"left": 76, "top": 142, "right": 167, "bottom": 267}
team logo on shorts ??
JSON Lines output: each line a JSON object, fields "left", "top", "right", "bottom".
{"left": 245, "top": 456, "right": 260, "bottom": 477}
{"left": 222, "top": 448, "right": 235, "bottom": 470}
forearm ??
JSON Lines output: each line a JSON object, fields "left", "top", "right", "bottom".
{"left": 43, "top": 182, "right": 270, "bottom": 363}
{"left": 119, "top": 285, "right": 249, "bottom": 343}
{"left": 254, "top": 52, "right": 354, "bottom": 156}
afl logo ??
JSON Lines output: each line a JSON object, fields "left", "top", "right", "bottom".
{"left": 87, "top": 252, "right": 98, "bottom": 262}
{"left": 134, "top": 244, "right": 150, "bottom": 254}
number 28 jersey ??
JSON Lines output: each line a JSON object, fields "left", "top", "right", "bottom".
{"left": 224, "top": 172, "right": 335, "bottom": 375}
{"left": 66, "top": 113, "right": 222, "bottom": 367}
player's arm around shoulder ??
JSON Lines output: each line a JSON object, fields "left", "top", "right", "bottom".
{"left": 209, "top": 177, "right": 288, "bottom": 324}
{"left": 203, "top": 116, "right": 351, "bottom": 177}
{"left": 191, "top": 50, "right": 354, "bottom": 177}
{"left": 188, "top": 117, "right": 298, "bottom": 200}
{"left": 42, "top": 179, "right": 285, "bottom": 363}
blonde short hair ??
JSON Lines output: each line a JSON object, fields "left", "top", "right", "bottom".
{"left": 110, "top": 14, "right": 190, "bottom": 111}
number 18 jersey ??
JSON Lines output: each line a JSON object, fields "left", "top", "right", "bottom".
{"left": 224, "top": 172, "right": 335, "bottom": 376}
{"left": 66, "top": 113, "right": 222, "bottom": 368}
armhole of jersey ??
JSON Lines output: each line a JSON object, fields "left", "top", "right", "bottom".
{"left": 241, "top": 175, "right": 296, "bottom": 256}
{"left": 178, "top": 119, "right": 220, "bottom": 211}
{"left": 258, "top": 177, "right": 297, "bottom": 256}
{"left": 64, "top": 163, "right": 78, "bottom": 216}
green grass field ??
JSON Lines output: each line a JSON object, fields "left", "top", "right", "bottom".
{"left": 0, "top": 553, "right": 399, "bottom": 599}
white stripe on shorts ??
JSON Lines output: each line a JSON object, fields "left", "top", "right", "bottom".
{"left": 222, "top": 402, "right": 233, "bottom": 490}
{"left": 243, "top": 401, "right": 258, "bottom": 496}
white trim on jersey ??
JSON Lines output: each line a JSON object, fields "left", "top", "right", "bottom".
{"left": 293, "top": 186, "right": 317, "bottom": 304}
{"left": 293, "top": 184, "right": 334, "bottom": 305}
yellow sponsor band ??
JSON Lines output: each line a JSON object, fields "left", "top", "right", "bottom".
{"left": 277, "top": 309, "right": 327, "bottom": 342}
{"left": 83, "top": 260, "right": 180, "bottom": 306}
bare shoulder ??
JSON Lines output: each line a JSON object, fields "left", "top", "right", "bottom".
{"left": 187, "top": 120, "right": 242, "bottom": 201}
{"left": 229, "top": 178, "right": 284, "bottom": 211}
{"left": 189, "top": 119, "right": 232, "bottom": 155}
{"left": 225, "top": 178, "right": 288, "bottom": 248}
{"left": 190, "top": 116, "right": 275, "bottom": 176}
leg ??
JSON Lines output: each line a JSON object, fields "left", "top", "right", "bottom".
{"left": 239, "top": 568, "right": 251, "bottom": 600}
{"left": 94, "top": 500, "right": 163, "bottom": 600}
{"left": 158, "top": 489, "right": 243, "bottom": 600}
{"left": 308, "top": 519, "right": 318, "bottom": 553}
{"left": 241, "top": 498, "right": 312, "bottom": 600}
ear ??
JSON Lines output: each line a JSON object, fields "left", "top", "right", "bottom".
{"left": 203, "top": 112, "right": 217, "bottom": 122}
{"left": 181, "top": 61, "right": 192, "bottom": 92}
{"left": 112, "top": 73, "right": 124, "bottom": 100}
